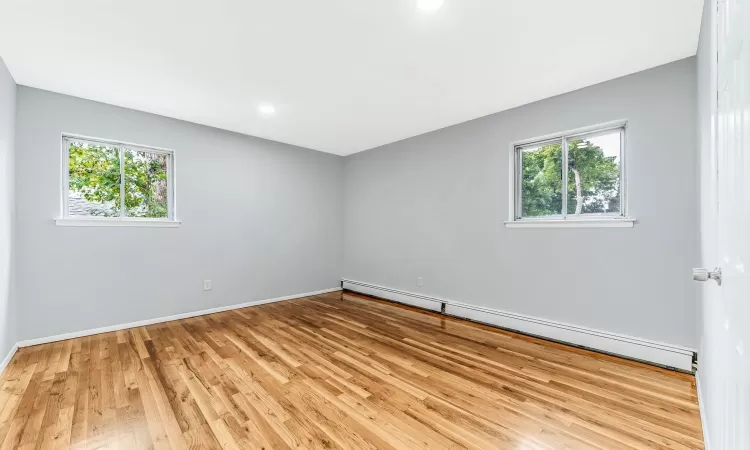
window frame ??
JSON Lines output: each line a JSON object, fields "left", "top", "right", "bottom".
{"left": 57, "top": 134, "right": 180, "bottom": 227}
{"left": 507, "top": 120, "right": 634, "bottom": 228}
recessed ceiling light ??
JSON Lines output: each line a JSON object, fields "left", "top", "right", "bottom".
{"left": 258, "top": 103, "right": 276, "bottom": 115}
{"left": 417, "top": 0, "right": 444, "bottom": 13}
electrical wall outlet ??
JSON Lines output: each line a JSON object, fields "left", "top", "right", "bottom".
{"left": 203, "top": 280, "right": 212, "bottom": 291}
{"left": 417, "top": 277, "right": 424, "bottom": 287}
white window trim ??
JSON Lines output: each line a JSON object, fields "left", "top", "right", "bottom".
{"left": 58, "top": 133, "right": 180, "bottom": 227}
{"left": 504, "top": 218, "right": 635, "bottom": 228}
{"left": 506, "top": 119, "right": 635, "bottom": 228}
{"left": 55, "top": 217, "right": 182, "bottom": 227}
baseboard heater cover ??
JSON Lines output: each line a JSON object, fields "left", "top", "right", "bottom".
{"left": 342, "top": 280, "right": 442, "bottom": 313}
{"left": 342, "top": 279, "right": 695, "bottom": 372}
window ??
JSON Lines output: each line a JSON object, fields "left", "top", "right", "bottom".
{"left": 508, "top": 122, "right": 633, "bottom": 228}
{"left": 58, "top": 135, "right": 179, "bottom": 226}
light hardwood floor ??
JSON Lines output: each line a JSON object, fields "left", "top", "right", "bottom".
{"left": 0, "top": 291, "right": 704, "bottom": 449}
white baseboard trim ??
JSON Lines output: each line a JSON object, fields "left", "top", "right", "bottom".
{"left": 695, "top": 371, "right": 711, "bottom": 449}
{"left": 16, "top": 287, "right": 342, "bottom": 348}
{"left": 0, "top": 344, "right": 19, "bottom": 376}
{"left": 342, "top": 279, "right": 695, "bottom": 372}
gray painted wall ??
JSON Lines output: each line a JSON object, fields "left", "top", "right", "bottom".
{"left": 344, "top": 57, "right": 699, "bottom": 348}
{"left": 696, "top": 0, "right": 719, "bottom": 445}
{"left": 15, "top": 87, "right": 343, "bottom": 341}
{"left": 0, "top": 58, "right": 17, "bottom": 358}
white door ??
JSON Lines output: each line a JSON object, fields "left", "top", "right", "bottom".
{"left": 706, "top": 0, "right": 750, "bottom": 447}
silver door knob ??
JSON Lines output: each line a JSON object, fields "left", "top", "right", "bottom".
{"left": 693, "top": 267, "right": 722, "bottom": 285}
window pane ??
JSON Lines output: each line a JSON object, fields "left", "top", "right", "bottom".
{"left": 520, "top": 141, "right": 563, "bottom": 217}
{"left": 124, "top": 149, "right": 169, "bottom": 218}
{"left": 67, "top": 141, "right": 121, "bottom": 217}
{"left": 567, "top": 130, "right": 622, "bottom": 215}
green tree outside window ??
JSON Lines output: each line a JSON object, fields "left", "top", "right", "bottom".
{"left": 68, "top": 141, "right": 169, "bottom": 218}
{"left": 519, "top": 132, "right": 621, "bottom": 217}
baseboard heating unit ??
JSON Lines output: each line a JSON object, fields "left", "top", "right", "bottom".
{"left": 341, "top": 279, "right": 696, "bottom": 372}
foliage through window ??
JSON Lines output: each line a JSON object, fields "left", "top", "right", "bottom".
{"left": 514, "top": 125, "right": 625, "bottom": 220}
{"left": 63, "top": 136, "right": 174, "bottom": 220}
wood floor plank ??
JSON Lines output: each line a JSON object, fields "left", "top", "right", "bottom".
{"left": 0, "top": 291, "right": 705, "bottom": 449}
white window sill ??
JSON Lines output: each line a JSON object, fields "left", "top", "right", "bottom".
{"left": 55, "top": 218, "right": 182, "bottom": 228}
{"left": 504, "top": 218, "right": 636, "bottom": 228}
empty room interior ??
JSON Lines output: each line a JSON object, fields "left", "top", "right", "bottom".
{"left": 0, "top": 0, "right": 747, "bottom": 448}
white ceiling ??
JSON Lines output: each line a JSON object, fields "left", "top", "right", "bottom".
{"left": 0, "top": 0, "right": 703, "bottom": 156}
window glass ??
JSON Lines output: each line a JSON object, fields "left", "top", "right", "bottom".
{"left": 63, "top": 137, "right": 174, "bottom": 220}
{"left": 124, "top": 149, "right": 169, "bottom": 218}
{"left": 520, "top": 141, "right": 563, "bottom": 218}
{"left": 566, "top": 130, "right": 622, "bottom": 215}
{"left": 514, "top": 125, "right": 625, "bottom": 220}
{"left": 67, "top": 141, "right": 121, "bottom": 217}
